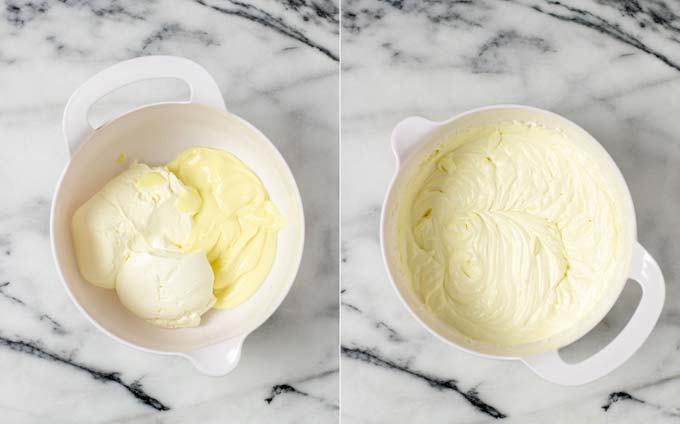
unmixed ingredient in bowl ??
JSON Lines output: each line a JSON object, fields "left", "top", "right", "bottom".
{"left": 398, "top": 121, "right": 624, "bottom": 346}
{"left": 168, "top": 148, "right": 284, "bottom": 309}
{"left": 71, "top": 147, "right": 283, "bottom": 328}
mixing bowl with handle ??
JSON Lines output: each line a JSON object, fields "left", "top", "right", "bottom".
{"left": 51, "top": 56, "right": 305, "bottom": 376}
{"left": 381, "top": 105, "right": 665, "bottom": 385}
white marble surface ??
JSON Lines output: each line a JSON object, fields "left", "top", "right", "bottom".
{"left": 341, "top": 0, "right": 680, "bottom": 422}
{"left": 0, "top": 0, "right": 338, "bottom": 422}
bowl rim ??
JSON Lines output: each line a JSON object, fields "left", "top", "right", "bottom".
{"left": 380, "top": 103, "right": 638, "bottom": 359}
{"left": 50, "top": 101, "right": 306, "bottom": 356}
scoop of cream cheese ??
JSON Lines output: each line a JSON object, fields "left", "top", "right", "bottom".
{"left": 116, "top": 251, "right": 215, "bottom": 328}
{"left": 72, "top": 163, "right": 215, "bottom": 328}
{"left": 398, "top": 121, "right": 624, "bottom": 346}
{"left": 168, "top": 147, "right": 284, "bottom": 309}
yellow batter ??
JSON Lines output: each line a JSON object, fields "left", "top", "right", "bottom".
{"left": 169, "top": 147, "right": 284, "bottom": 309}
{"left": 398, "top": 122, "right": 623, "bottom": 346}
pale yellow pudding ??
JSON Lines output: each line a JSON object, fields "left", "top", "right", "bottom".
{"left": 398, "top": 121, "right": 624, "bottom": 346}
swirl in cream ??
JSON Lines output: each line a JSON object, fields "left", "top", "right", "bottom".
{"left": 398, "top": 122, "right": 623, "bottom": 346}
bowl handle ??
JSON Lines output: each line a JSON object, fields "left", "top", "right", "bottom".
{"left": 184, "top": 335, "right": 246, "bottom": 377}
{"left": 521, "top": 242, "right": 665, "bottom": 385}
{"left": 390, "top": 117, "right": 438, "bottom": 165}
{"left": 62, "top": 55, "right": 226, "bottom": 155}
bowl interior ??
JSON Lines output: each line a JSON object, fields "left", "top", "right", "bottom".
{"left": 52, "top": 103, "right": 304, "bottom": 352}
{"left": 383, "top": 106, "right": 636, "bottom": 358}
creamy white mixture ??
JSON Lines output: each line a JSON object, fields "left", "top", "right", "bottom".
{"left": 72, "top": 163, "right": 216, "bottom": 328}
{"left": 398, "top": 121, "right": 624, "bottom": 346}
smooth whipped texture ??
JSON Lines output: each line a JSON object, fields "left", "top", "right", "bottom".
{"left": 398, "top": 121, "right": 624, "bottom": 346}
{"left": 72, "top": 147, "right": 282, "bottom": 327}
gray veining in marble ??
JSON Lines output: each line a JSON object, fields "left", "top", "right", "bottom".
{"left": 341, "top": 0, "right": 680, "bottom": 422}
{"left": 0, "top": 0, "right": 338, "bottom": 422}
{"left": 4, "top": 0, "right": 680, "bottom": 421}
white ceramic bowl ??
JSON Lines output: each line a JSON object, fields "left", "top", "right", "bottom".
{"left": 381, "top": 105, "right": 665, "bottom": 385}
{"left": 51, "top": 56, "right": 304, "bottom": 376}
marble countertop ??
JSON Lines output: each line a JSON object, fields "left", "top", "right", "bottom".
{"left": 0, "top": 0, "right": 338, "bottom": 422}
{"left": 341, "top": 0, "right": 680, "bottom": 422}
